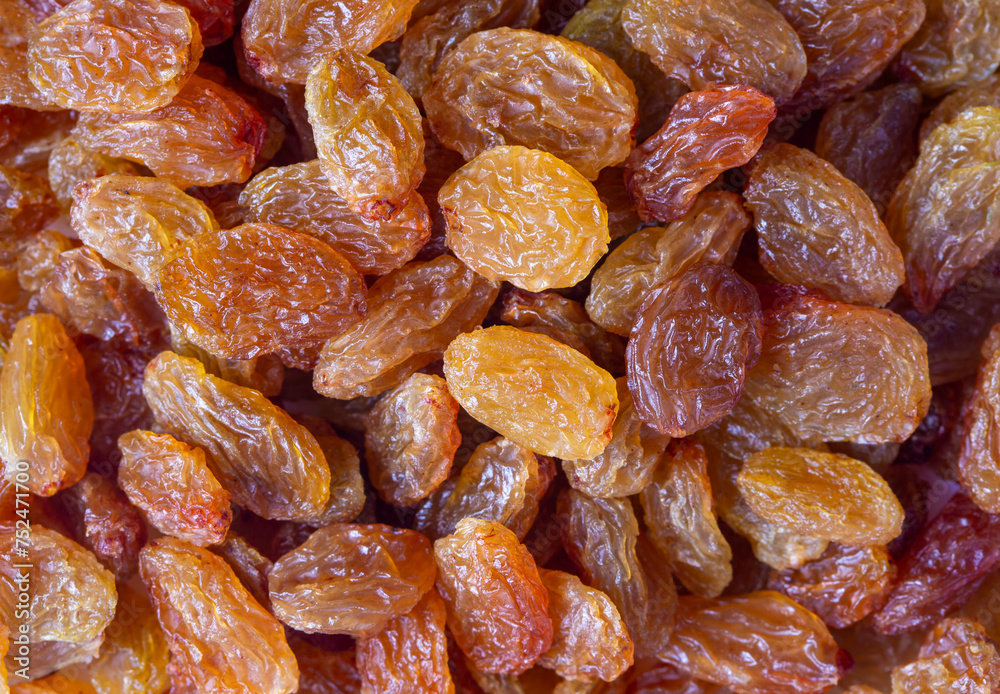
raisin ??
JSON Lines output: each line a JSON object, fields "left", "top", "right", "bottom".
{"left": 8, "top": 674, "right": 96, "bottom": 693}
{"left": 156, "top": 222, "right": 367, "bottom": 360}
{"left": 269, "top": 523, "right": 435, "bottom": 637}
{"left": 169, "top": 328, "right": 284, "bottom": 398}
{"left": 357, "top": 589, "right": 453, "bottom": 694}
{"left": 621, "top": 0, "right": 807, "bottom": 104}
{"left": 439, "top": 146, "right": 609, "bottom": 292}
{"left": 890, "top": 617, "right": 1000, "bottom": 693}
{"left": 14, "top": 229, "right": 74, "bottom": 293}
{"left": 72, "top": 76, "right": 266, "bottom": 188}
{"left": 303, "top": 433, "right": 366, "bottom": 527}
{"left": 306, "top": 51, "right": 424, "bottom": 222}
{"left": 434, "top": 518, "right": 553, "bottom": 675}
{"left": 314, "top": 255, "right": 498, "bottom": 399}
{"left": 290, "top": 637, "right": 362, "bottom": 694}
{"left": 920, "top": 74, "right": 1000, "bottom": 141}
{"left": 240, "top": 160, "right": 431, "bottom": 276}
{"left": 0, "top": 165, "right": 58, "bottom": 237}
{"left": 425, "top": 28, "right": 636, "bottom": 180}
{"left": 444, "top": 326, "right": 618, "bottom": 459}
{"left": 174, "top": 0, "right": 234, "bottom": 47}
{"left": 958, "top": 332, "right": 1000, "bottom": 513}
{"left": 640, "top": 439, "right": 733, "bottom": 598}
{"left": 9, "top": 638, "right": 104, "bottom": 683}
{"left": 886, "top": 107, "right": 1000, "bottom": 314}
{"left": 47, "top": 138, "right": 138, "bottom": 214}
{"left": 117, "top": 430, "right": 233, "bottom": 547}
{"left": 0, "top": 110, "right": 74, "bottom": 172}
{"left": 745, "top": 144, "right": 905, "bottom": 307}
{"left": 0, "top": 0, "right": 60, "bottom": 111}
{"left": 0, "top": 314, "right": 93, "bottom": 496}
{"left": 592, "top": 166, "right": 643, "bottom": 241}
{"left": 562, "top": 377, "right": 671, "bottom": 499}
{"left": 586, "top": 191, "right": 750, "bottom": 336}
{"left": 365, "top": 373, "right": 460, "bottom": 508}
{"left": 625, "top": 85, "right": 775, "bottom": 224}
{"left": 142, "top": 351, "right": 332, "bottom": 521}
{"left": 139, "top": 537, "right": 299, "bottom": 693}
{"left": 212, "top": 532, "right": 273, "bottom": 612}
{"left": 27, "top": 0, "right": 203, "bottom": 113}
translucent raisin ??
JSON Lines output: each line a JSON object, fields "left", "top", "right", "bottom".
{"left": 47, "top": 138, "right": 138, "bottom": 214}
{"left": 920, "top": 74, "right": 1000, "bottom": 141}
{"left": 890, "top": 617, "right": 1000, "bottom": 693}
{"left": 0, "top": 0, "right": 60, "bottom": 111}
{"left": 303, "top": 433, "right": 366, "bottom": 527}
{"left": 0, "top": 165, "right": 58, "bottom": 237}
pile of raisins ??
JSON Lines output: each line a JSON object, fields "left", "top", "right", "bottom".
{"left": 2, "top": 0, "right": 1000, "bottom": 691}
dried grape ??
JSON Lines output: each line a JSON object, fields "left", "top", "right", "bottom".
{"left": 890, "top": 617, "right": 1000, "bottom": 693}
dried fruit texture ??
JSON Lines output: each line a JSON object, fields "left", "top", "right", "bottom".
{"left": 15, "top": 229, "right": 75, "bottom": 293}
{"left": 398, "top": 0, "right": 540, "bottom": 103}
{"left": 213, "top": 532, "right": 273, "bottom": 611}
{"left": 897, "top": 0, "right": 1000, "bottom": 96}
{"left": 0, "top": 267, "right": 32, "bottom": 341}
{"left": 891, "top": 617, "right": 1000, "bottom": 693}
{"left": 425, "top": 29, "right": 636, "bottom": 180}
{"left": 500, "top": 289, "right": 626, "bottom": 375}
{"left": 0, "top": 110, "right": 74, "bottom": 172}
{"left": 444, "top": 326, "right": 618, "bottom": 459}
{"left": 657, "top": 592, "right": 843, "bottom": 693}
{"left": 118, "top": 430, "right": 232, "bottom": 547}
{"left": 640, "top": 439, "right": 732, "bottom": 598}
{"left": 306, "top": 52, "right": 424, "bottom": 222}
{"left": 538, "top": 569, "right": 633, "bottom": 682}
{"left": 38, "top": 247, "right": 166, "bottom": 346}
{"left": 440, "top": 146, "right": 609, "bottom": 292}
{"left": 142, "top": 351, "right": 332, "bottom": 521}
{"left": 886, "top": 107, "right": 1000, "bottom": 314}
{"left": 562, "top": 377, "right": 671, "bottom": 499}
{"left": 76, "top": 583, "right": 170, "bottom": 694}
{"left": 434, "top": 518, "right": 552, "bottom": 675}
{"left": 57, "top": 472, "right": 147, "bottom": 581}
{"left": 743, "top": 291, "right": 931, "bottom": 444}
{"left": 958, "top": 330, "right": 1000, "bottom": 513}
{"left": 737, "top": 447, "right": 905, "bottom": 546}
{"left": 625, "top": 85, "right": 775, "bottom": 224}
{"left": 745, "top": 144, "right": 905, "bottom": 307}
{"left": 634, "top": 535, "right": 681, "bottom": 659}
{"left": 357, "top": 589, "right": 453, "bottom": 694}
{"left": 156, "top": 222, "right": 367, "bottom": 360}
{"left": 592, "top": 167, "right": 642, "bottom": 241}
{"left": 314, "top": 255, "right": 499, "bottom": 399}
{"left": 47, "top": 139, "right": 138, "bottom": 214}
{"left": 920, "top": 74, "right": 1000, "bottom": 141}
{"left": 301, "top": 433, "right": 365, "bottom": 527}
{"left": 139, "top": 537, "right": 299, "bottom": 694}
{"left": 174, "top": 0, "right": 234, "bottom": 46}
{"left": 874, "top": 493, "right": 1000, "bottom": 634}
{"left": 27, "top": 0, "right": 203, "bottom": 113}
{"left": 169, "top": 329, "right": 284, "bottom": 398}
{"left": 365, "top": 373, "right": 460, "bottom": 508}
{"left": 415, "top": 436, "right": 542, "bottom": 540}
{"left": 70, "top": 175, "right": 219, "bottom": 290}
{"left": 621, "top": 0, "right": 807, "bottom": 104}
{"left": 291, "top": 638, "right": 362, "bottom": 694}
{"left": 815, "top": 83, "right": 922, "bottom": 214}
{"left": 772, "top": 0, "right": 925, "bottom": 114}
{"left": 71, "top": 76, "right": 266, "bottom": 188}
{"left": 0, "top": 314, "right": 93, "bottom": 496}
{"left": 8, "top": 637, "right": 104, "bottom": 683}
{"left": 0, "top": 165, "right": 58, "bottom": 237}
{"left": 0, "top": 1, "right": 60, "bottom": 111}
{"left": 240, "top": 160, "right": 431, "bottom": 276}
{"left": 241, "top": 0, "right": 420, "bottom": 85}
{"left": 586, "top": 191, "right": 751, "bottom": 337}
{"left": 628, "top": 264, "right": 762, "bottom": 438}
{"left": 0, "top": 523, "right": 116, "bottom": 643}
{"left": 9, "top": 675, "right": 95, "bottom": 693}
{"left": 269, "top": 524, "right": 436, "bottom": 637}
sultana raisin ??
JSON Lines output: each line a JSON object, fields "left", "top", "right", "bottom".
{"left": 14, "top": 229, "right": 74, "bottom": 293}
{"left": 169, "top": 328, "right": 284, "bottom": 398}
{"left": 290, "top": 636, "right": 362, "bottom": 694}
{"left": 47, "top": 138, "right": 138, "bottom": 214}
{"left": 0, "top": 165, "right": 58, "bottom": 237}
{"left": 890, "top": 617, "right": 1000, "bottom": 693}
{"left": 303, "top": 433, "right": 366, "bottom": 527}
{"left": 212, "top": 532, "right": 273, "bottom": 611}
{"left": 0, "top": 0, "right": 60, "bottom": 111}
{"left": 920, "top": 74, "right": 1000, "bottom": 141}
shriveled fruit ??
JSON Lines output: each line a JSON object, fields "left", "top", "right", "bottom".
{"left": 212, "top": 532, "right": 273, "bottom": 611}
{"left": 8, "top": 638, "right": 104, "bottom": 683}
{"left": 118, "top": 430, "right": 232, "bottom": 547}
{"left": 434, "top": 518, "right": 552, "bottom": 675}
{"left": 174, "top": 0, "right": 233, "bottom": 46}
{"left": 959, "top": 327, "right": 1000, "bottom": 513}
{"left": 625, "top": 85, "right": 775, "bottom": 224}
{"left": 0, "top": 0, "right": 60, "bottom": 111}
{"left": 562, "top": 377, "right": 670, "bottom": 499}
{"left": 768, "top": 543, "right": 895, "bottom": 629}
{"left": 241, "top": 0, "right": 420, "bottom": 85}
{"left": 142, "top": 351, "right": 332, "bottom": 521}
{"left": 314, "top": 255, "right": 498, "bottom": 399}
{"left": 737, "top": 447, "right": 905, "bottom": 546}
{"left": 269, "top": 523, "right": 435, "bottom": 637}
{"left": 27, "top": 0, "right": 203, "bottom": 113}
{"left": 156, "top": 222, "right": 366, "bottom": 360}
{"left": 439, "top": 146, "right": 609, "bottom": 292}
{"left": 240, "top": 160, "right": 431, "bottom": 276}
{"left": 47, "top": 138, "right": 137, "bottom": 213}
{"left": 0, "top": 314, "right": 93, "bottom": 496}
{"left": 537, "top": 569, "right": 633, "bottom": 682}
{"left": 71, "top": 75, "right": 266, "bottom": 188}
{"left": 14, "top": 229, "right": 74, "bottom": 293}
{"left": 745, "top": 143, "right": 905, "bottom": 307}
{"left": 640, "top": 439, "right": 732, "bottom": 598}
{"left": 139, "top": 537, "right": 298, "bottom": 693}
{"left": 357, "top": 589, "right": 453, "bottom": 694}
{"left": 657, "top": 591, "right": 843, "bottom": 693}
{"left": 897, "top": 0, "right": 1000, "bottom": 97}
{"left": 425, "top": 28, "right": 636, "bottom": 180}
{"left": 890, "top": 617, "right": 1000, "bottom": 693}
{"left": 586, "top": 191, "right": 750, "bottom": 336}
{"left": 0, "top": 165, "right": 58, "bottom": 236}
{"left": 291, "top": 637, "right": 362, "bottom": 694}
{"left": 886, "top": 107, "right": 1000, "bottom": 314}
{"left": 444, "top": 326, "right": 618, "bottom": 459}
{"left": 920, "top": 74, "right": 1000, "bottom": 141}
{"left": 303, "top": 433, "right": 366, "bottom": 527}
{"left": 306, "top": 51, "right": 424, "bottom": 222}
{"left": 169, "top": 328, "right": 284, "bottom": 398}
{"left": 365, "top": 372, "right": 461, "bottom": 507}
{"left": 621, "top": 0, "right": 807, "bottom": 104}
